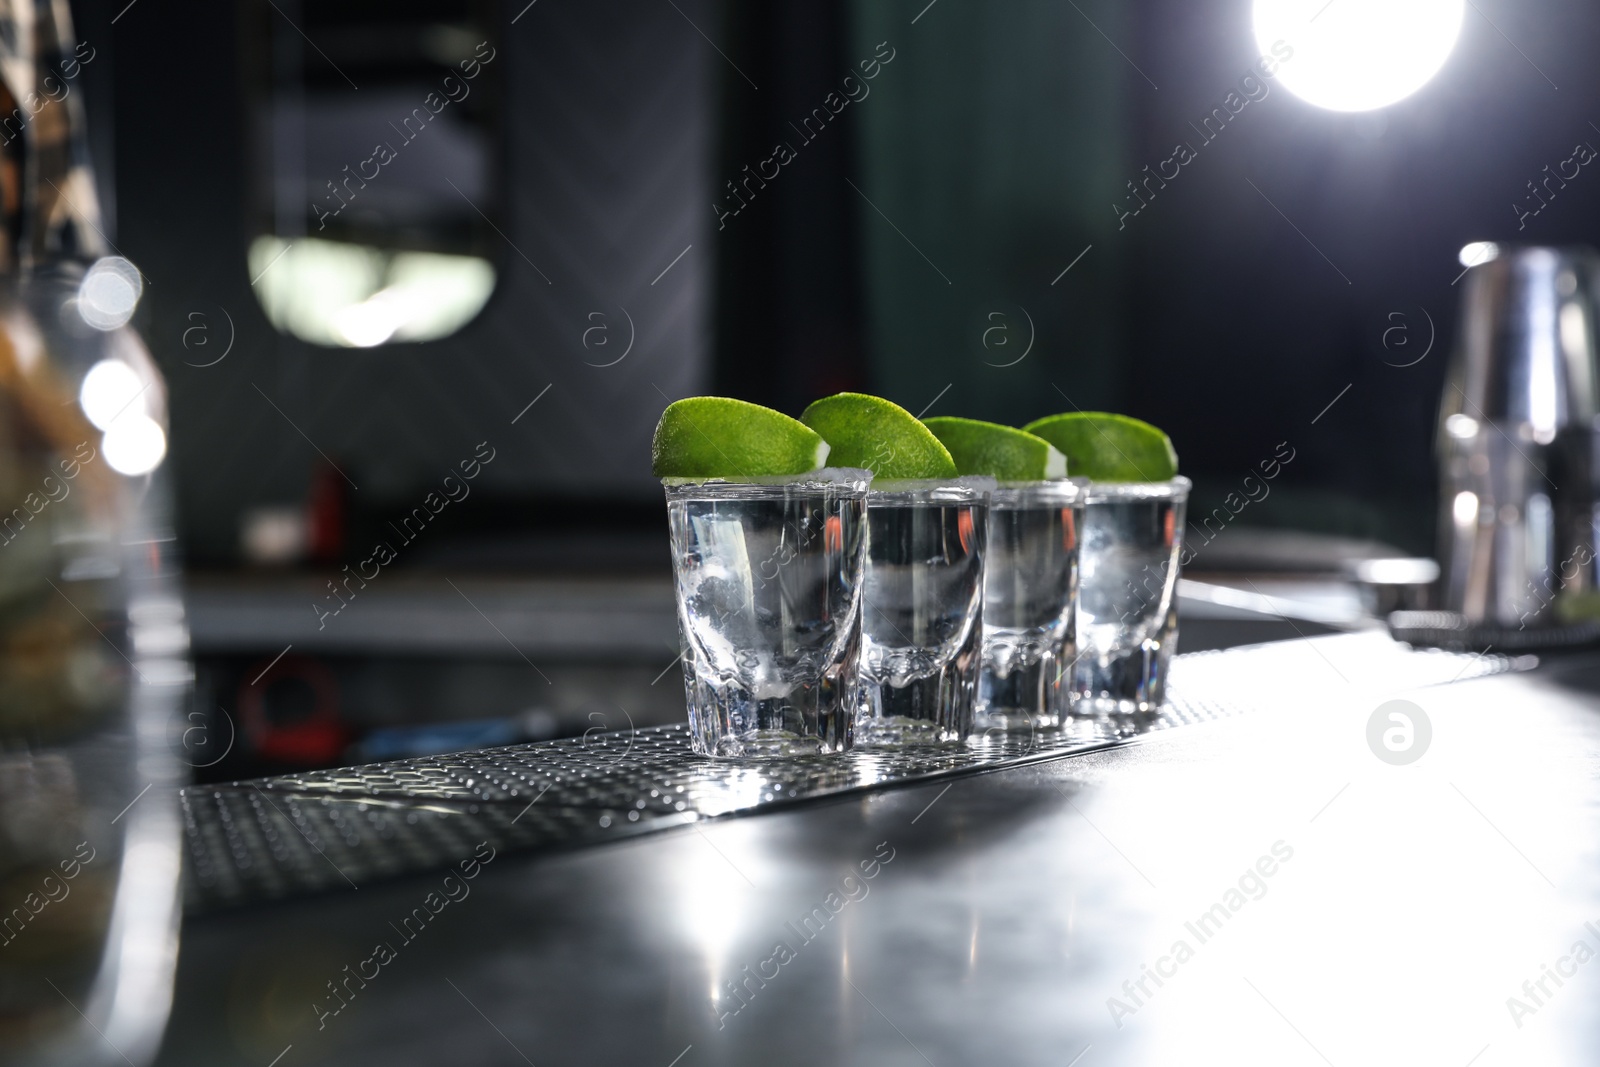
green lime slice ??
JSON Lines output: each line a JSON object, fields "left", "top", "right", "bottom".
{"left": 800, "top": 393, "right": 957, "bottom": 480}
{"left": 922, "top": 417, "right": 1066, "bottom": 481}
{"left": 651, "top": 396, "right": 829, "bottom": 478}
{"left": 1021, "top": 411, "right": 1178, "bottom": 482}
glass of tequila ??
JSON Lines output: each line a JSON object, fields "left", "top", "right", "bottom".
{"left": 977, "top": 479, "right": 1084, "bottom": 732}
{"left": 665, "top": 470, "right": 869, "bottom": 757}
{"left": 857, "top": 477, "right": 991, "bottom": 746}
{"left": 1071, "top": 477, "right": 1190, "bottom": 715}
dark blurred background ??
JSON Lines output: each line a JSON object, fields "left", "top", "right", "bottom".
{"left": 64, "top": 0, "right": 1600, "bottom": 773}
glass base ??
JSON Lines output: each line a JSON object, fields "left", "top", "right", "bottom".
{"left": 705, "top": 728, "right": 841, "bottom": 758}
{"left": 977, "top": 647, "right": 1064, "bottom": 731}
{"left": 973, "top": 708, "right": 1060, "bottom": 732}
{"left": 683, "top": 664, "right": 857, "bottom": 758}
{"left": 1070, "top": 639, "right": 1172, "bottom": 717}
{"left": 857, "top": 640, "right": 978, "bottom": 748}
{"left": 1071, "top": 695, "right": 1164, "bottom": 716}
{"left": 858, "top": 715, "right": 966, "bottom": 747}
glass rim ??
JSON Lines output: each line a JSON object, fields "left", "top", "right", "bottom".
{"left": 661, "top": 466, "right": 871, "bottom": 497}
{"left": 868, "top": 474, "right": 996, "bottom": 502}
{"left": 990, "top": 477, "right": 1085, "bottom": 504}
{"left": 1081, "top": 474, "right": 1191, "bottom": 503}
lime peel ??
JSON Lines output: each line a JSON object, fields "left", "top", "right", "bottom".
{"left": 1021, "top": 411, "right": 1177, "bottom": 483}
{"left": 922, "top": 416, "right": 1066, "bottom": 481}
{"left": 651, "top": 396, "right": 829, "bottom": 478}
{"left": 800, "top": 393, "right": 957, "bottom": 480}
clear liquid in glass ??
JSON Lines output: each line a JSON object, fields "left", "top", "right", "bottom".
{"left": 666, "top": 474, "right": 867, "bottom": 757}
{"left": 1073, "top": 482, "right": 1188, "bottom": 714}
{"left": 977, "top": 483, "right": 1081, "bottom": 731}
{"left": 858, "top": 485, "right": 987, "bottom": 746}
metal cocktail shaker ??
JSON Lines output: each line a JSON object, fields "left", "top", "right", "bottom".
{"left": 1436, "top": 246, "right": 1600, "bottom": 628}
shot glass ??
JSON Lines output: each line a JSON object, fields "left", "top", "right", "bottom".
{"left": 976, "top": 479, "right": 1084, "bottom": 732}
{"left": 856, "top": 477, "right": 992, "bottom": 746}
{"left": 1071, "top": 477, "right": 1190, "bottom": 715}
{"left": 664, "top": 469, "right": 869, "bottom": 757}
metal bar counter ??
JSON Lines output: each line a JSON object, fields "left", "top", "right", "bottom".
{"left": 152, "top": 631, "right": 1600, "bottom": 1066}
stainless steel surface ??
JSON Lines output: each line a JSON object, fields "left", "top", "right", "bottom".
{"left": 152, "top": 631, "right": 1600, "bottom": 1066}
{"left": 1438, "top": 246, "right": 1600, "bottom": 625}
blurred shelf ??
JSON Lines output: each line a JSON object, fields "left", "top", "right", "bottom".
{"left": 183, "top": 571, "right": 679, "bottom": 658}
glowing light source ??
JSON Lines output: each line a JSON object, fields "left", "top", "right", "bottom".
{"left": 1253, "top": 0, "right": 1464, "bottom": 112}
{"left": 1458, "top": 242, "right": 1500, "bottom": 269}
{"left": 102, "top": 415, "right": 167, "bottom": 476}
{"left": 249, "top": 236, "right": 495, "bottom": 348}
{"left": 79, "top": 359, "right": 145, "bottom": 430}
{"left": 1453, "top": 490, "right": 1479, "bottom": 526}
{"left": 78, "top": 256, "right": 144, "bottom": 330}
{"left": 333, "top": 294, "right": 404, "bottom": 348}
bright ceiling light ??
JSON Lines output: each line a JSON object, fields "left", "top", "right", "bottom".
{"left": 332, "top": 294, "right": 403, "bottom": 348}
{"left": 1253, "top": 0, "right": 1464, "bottom": 112}
{"left": 78, "top": 256, "right": 144, "bottom": 330}
{"left": 249, "top": 236, "right": 495, "bottom": 348}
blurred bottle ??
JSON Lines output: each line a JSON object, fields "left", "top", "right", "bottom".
{"left": 1436, "top": 245, "right": 1600, "bottom": 628}
{"left": 0, "top": 3, "right": 185, "bottom": 1064}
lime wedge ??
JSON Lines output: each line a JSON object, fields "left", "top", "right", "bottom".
{"left": 800, "top": 393, "right": 957, "bottom": 480}
{"left": 651, "top": 396, "right": 829, "bottom": 478}
{"left": 923, "top": 417, "right": 1066, "bottom": 481}
{"left": 1021, "top": 412, "right": 1177, "bottom": 482}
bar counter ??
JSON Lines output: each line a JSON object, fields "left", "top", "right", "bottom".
{"left": 151, "top": 626, "right": 1600, "bottom": 1066}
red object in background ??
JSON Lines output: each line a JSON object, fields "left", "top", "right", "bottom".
{"left": 306, "top": 460, "right": 347, "bottom": 564}
{"left": 237, "top": 656, "right": 349, "bottom": 766}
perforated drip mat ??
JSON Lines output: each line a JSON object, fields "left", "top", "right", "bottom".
{"left": 181, "top": 634, "right": 1531, "bottom": 911}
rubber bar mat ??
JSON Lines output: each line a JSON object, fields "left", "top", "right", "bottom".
{"left": 180, "top": 634, "right": 1530, "bottom": 911}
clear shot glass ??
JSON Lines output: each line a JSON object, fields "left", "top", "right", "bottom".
{"left": 664, "top": 469, "right": 870, "bottom": 757}
{"left": 976, "top": 479, "right": 1084, "bottom": 732}
{"left": 856, "top": 477, "right": 992, "bottom": 746}
{"left": 1070, "top": 477, "right": 1191, "bottom": 715}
